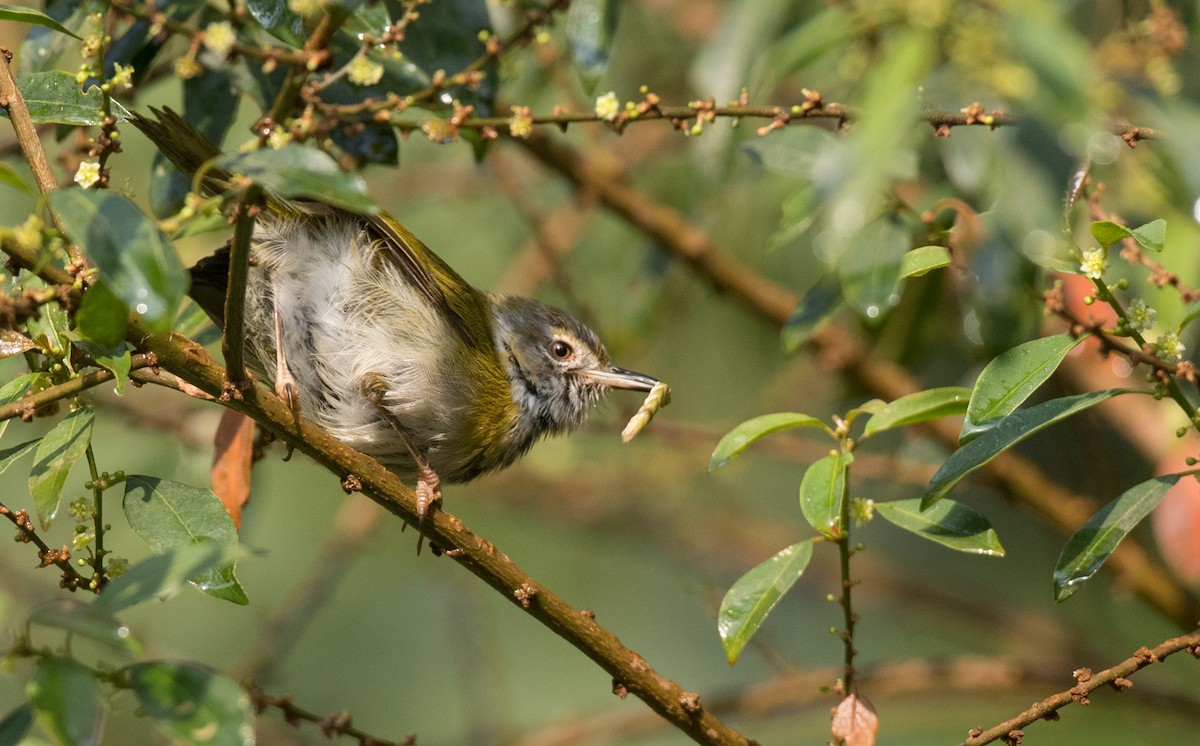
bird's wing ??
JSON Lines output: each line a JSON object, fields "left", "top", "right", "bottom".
{"left": 361, "top": 211, "right": 497, "bottom": 351}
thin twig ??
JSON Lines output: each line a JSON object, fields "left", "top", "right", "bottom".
{"left": 223, "top": 185, "right": 262, "bottom": 387}
{"left": 0, "top": 47, "right": 67, "bottom": 239}
{"left": 0, "top": 353, "right": 158, "bottom": 423}
{"left": 0, "top": 501, "right": 89, "bottom": 590}
{"left": 961, "top": 628, "right": 1200, "bottom": 745}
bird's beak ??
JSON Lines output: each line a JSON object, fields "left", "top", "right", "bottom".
{"left": 578, "top": 366, "right": 659, "bottom": 392}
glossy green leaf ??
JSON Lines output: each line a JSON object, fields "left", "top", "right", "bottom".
{"left": 123, "top": 476, "right": 249, "bottom": 605}
{"left": 0, "top": 329, "right": 36, "bottom": 359}
{"left": 214, "top": 146, "right": 377, "bottom": 214}
{"left": 838, "top": 218, "right": 909, "bottom": 325}
{"left": 49, "top": 189, "right": 187, "bottom": 333}
{"left": 960, "top": 334, "right": 1086, "bottom": 443}
{"left": 395, "top": 0, "right": 496, "bottom": 114}
{"left": 876, "top": 498, "right": 1004, "bottom": 556}
{"left": 17, "top": 0, "right": 93, "bottom": 76}
{"left": 709, "top": 413, "right": 831, "bottom": 471}
{"left": 923, "top": 389, "right": 1129, "bottom": 509}
{"left": 27, "top": 656, "right": 104, "bottom": 746}
{"left": 1054, "top": 475, "right": 1179, "bottom": 601}
{"left": 75, "top": 281, "right": 130, "bottom": 351}
{"left": 782, "top": 274, "right": 842, "bottom": 353}
{"left": 2, "top": 71, "right": 128, "bottom": 125}
{"left": 744, "top": 122, "right": 838, "bottom": 179}
{"left": 127, "top": 662, "right": 254, "bottom": 746}
{"left": 0, "top": 703, "right": 34, "bottom": 745}
{"left": 900, "top": 245, "right": 952, "bottom": 277}
{"left": 567, "top": 0, "right": 623, "bottom": 92}
{"left": 0, "top": 4, "right": 81, "bottom": 38}
{"left": 29, "top": 406, "right": 94, "bottom": 529}
{"left": 862, "top": 387, "right": 970, "bottom": 438}
{"left": 719, "top": 539, "right": 814, "bottom": 664}
{"left": 799, "top": 452, "right": 847, "bottom": 538}
{"left": 1090, "top": 218, "right": 1165, "bottom": 252}
{"left": 97, "top": 542, "right": 250, "bottom": 612}
{"left": 27, "top": 599, "right": 142, "bottom": 654}
{"left": 243, "top": 0, "right": 303, "bottom": 46}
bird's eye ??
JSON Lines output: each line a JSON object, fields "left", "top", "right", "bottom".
{"left": 549, "top": 340, "right": 573, "bottom": 360}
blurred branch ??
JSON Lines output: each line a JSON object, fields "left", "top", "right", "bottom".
{"left": 961, "top": 628, "right": 1200, "bottom": 746}
{"left": 513, "top": 130, "right": 1200, "bottom": 631}
{"left": 239, "top": 494, "right": 384, "bottom": 683}
{"left": 247, "top": 683, "right": 413, "bottom": 746}
{"left": 0, "top": 501, "right": 89, "bottom": 590}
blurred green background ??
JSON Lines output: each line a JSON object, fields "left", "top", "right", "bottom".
{"left": 3, "top": 0, "right": 1200, "bottom": 743}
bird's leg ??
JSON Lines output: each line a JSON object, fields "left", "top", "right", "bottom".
{"left": 273, "top": 302, "right": 301, "bottom": 460}
{"left": 360, "top": 372, "right": 443, "bottom": 551}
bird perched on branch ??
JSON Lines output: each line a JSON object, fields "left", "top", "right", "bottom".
{"left": 129, "top": 108, "right": 662, "bottom": 530}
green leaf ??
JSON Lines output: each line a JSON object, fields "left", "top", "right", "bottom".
{"left": 900, "top": 245, "right": 952, "bottom": 277}
{"left": 709, "top": 413, "right": 832, "bottom": 471}
{"left": 214, "top": 146, "right": 377, "bottom": 214}
{"left": 29, "top": 406, "right": 94, "bottom": 529}
{"left": 719, "top": 540, "right": 814, "bottom": 664}
{"left": 876, "top": 498, "right": 1005, "bottom": 556}
{"left": 923, "top": 389, "right": 1129, "bottom": 509}
{"left": 0, "top": 703, "right": 34, "bottom": 746}
{"left": 799, "top": 452, "right": 848, "bottom": 538}
{"left": 0, "top": 329, "right": 36, "bottom": 359}
{"left": 862, "top": 387, "right": 970, "bottom": 438}
{"left": 126, "top": 662, "right": 254, "bottom": 746}
{"left": 123, "top": 476, "right": 249, "bottom": 605}
{"left": 49, "top": 189, "right": 187, "bottom": 333}
{"left": 1054, "top": 475, "right": 1179, "bottom": 601}
{"left": 27, "top": 656, "right": 105, "bottom": 746}
{"left": 837, "top": 217, "right": 909, "bottom": 325}
{"left": 27, "top": 599, "right": 142, "bottom": 654}
{"left": 1181, "top": 300, "right": 1200, "bottom": 332}
{"left": 244, "top": 0, "right": 304, "bottom": 47}
{"left": 2, "top": 71, "right": 128, "bottom": 125}
{"left": 782, "top": 274, "right": 843, "bottom": 353}
{"left": 1090, "top": 219, "right": 1165, "bottom": 252}
{"left": 75, "top": 337, "right": 132, "bottom": 396}
{"left": 743, "top": 122, "right": 838, "bottom": 179}
{"left": 75, "top": 281, "right": 130, "bottom": 350}
{"left": 0, "top": 4, "right": 81, "bottom": 38}
{"left": 566, "top": 0, "right": 623, "bottom": 92}
{"left": 97, "top": 542, "right": 250, "bottom": 612}
{"left": 23, "top": 275, "right": 69, "bottom": 354}
{"left": 960, "top": 334, "right": 1086, "bottom": 443}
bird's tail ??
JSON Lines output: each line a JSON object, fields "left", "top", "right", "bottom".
{"left": 127, "top": 107, "right": 231, "bottom": 196}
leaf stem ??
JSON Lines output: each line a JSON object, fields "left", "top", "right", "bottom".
{"left": 836, "top": 447, "right": 857, "bottom": 694}
{"left": 83, "top": 444, "right": 107, "bottom": 591}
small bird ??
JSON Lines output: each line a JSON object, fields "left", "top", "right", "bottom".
{"left": 130, "top": 108, "right": 660, "bottom": 525}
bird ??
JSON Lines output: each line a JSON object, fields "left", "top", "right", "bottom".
{"left": 129, "top": 108, "right": 661, "bottom": 528}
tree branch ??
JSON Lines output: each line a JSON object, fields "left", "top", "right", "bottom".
{"left": 961, "top": 629, "right": 1200, "bottom": 745}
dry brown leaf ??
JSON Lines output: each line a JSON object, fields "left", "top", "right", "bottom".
{"left": 212, "top": 408, "right": 255, "bottom": 529}
{"left": 831, "top": 693, "right": 878, "bottom": 746}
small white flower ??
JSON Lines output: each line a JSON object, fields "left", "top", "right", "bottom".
{"left": 203, "top": 21, "right": 237, "bottom": 58}
{"left": 1155, "top": 332, "right": 1186, "bottom": 364}
{"left": 850, "top": 498, "right": 875, "bottom": 526}
{"left": 110, "top": 62, "right": 134, "bottom": 90}
{"left": 346, "top": 56, "right": 384, "bottom": 87}
{"left": 508, "top": 106, "right": 533, "bottom": 139}
{"left": 267, "top": 128, "right": 292, "bottom": 149}
{"left": 173, "top": 53, "right": 203, "bottom": 80}
{"left": 1079, "top": 247, "right": 1107, "bottom": 279}
{"left": 74, "top": 159, "right": 101, "bottom": 189}
{"left": 594, "top": 91, "right": 620, "bottom": 122}
{"left": 1126, "top": 298, "right": 1156, "bottom": 333}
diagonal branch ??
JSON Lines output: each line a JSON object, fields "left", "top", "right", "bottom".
{"left": 961, "top": 628, "right": 1200, "bottom": 746}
